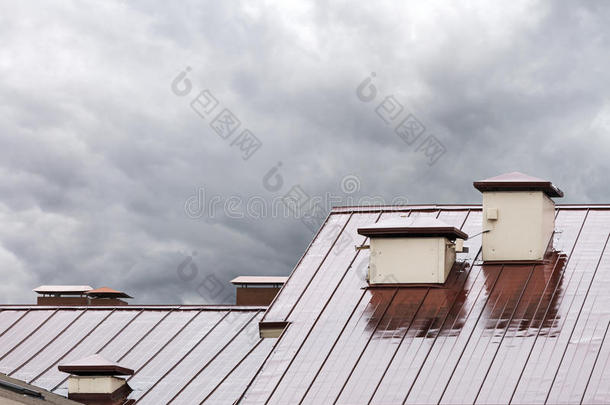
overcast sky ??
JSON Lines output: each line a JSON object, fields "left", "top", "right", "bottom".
{"left": 1, "top": 0, "right": 609, "bottom": 304}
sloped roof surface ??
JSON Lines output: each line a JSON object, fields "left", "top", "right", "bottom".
{"left": 0, "top": 373, "right": 80, "bottom": 405}
{"left": 240, "top": 205, "right": 610, "bottom": 404}
{"left": 0, "top": 306, "right": 274, "bottom": 404}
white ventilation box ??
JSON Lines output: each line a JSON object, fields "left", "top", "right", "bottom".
{"left": 358, "top": 217, "right": 468, "bottom": 284}
{"left": 474, "top": 172, "right": 563, "bottom": 262}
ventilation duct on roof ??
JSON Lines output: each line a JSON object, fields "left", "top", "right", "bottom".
{"left": 474, "top": 171, "right": 563, "bottom": 262}
{"left": 357, "top": 217, "right": 468, "bottom": 284}
{"left": 58, "top": 354, "right": 133, "bottom": 405}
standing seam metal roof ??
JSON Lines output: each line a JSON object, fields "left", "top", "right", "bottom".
{"left": 239, "top": 205, "right": 610, "bottom": 404}
{"left": 0, "top": 306, "right": 275, "bottom": 404}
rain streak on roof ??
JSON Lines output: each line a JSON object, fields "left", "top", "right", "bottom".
{"left": 240, "top": 204, "right": 610, "bottom": 404}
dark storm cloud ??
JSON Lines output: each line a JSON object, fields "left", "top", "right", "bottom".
{"left": 1, "top": 0, "right": 610, "bottom": 303}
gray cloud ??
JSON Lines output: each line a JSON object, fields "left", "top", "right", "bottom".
{"left": 1, "top": 0, "right": 609, "bottom": 304}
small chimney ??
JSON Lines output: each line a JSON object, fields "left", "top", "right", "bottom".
{"left": 230, "top": 276, "right": 288, "bottom": 306}
{"left": 34, "top": 285, "right": 93, "bottom": 306}
{"left": 358, "top": 217, "right": 468, "bottom": 284}
{"left": 58, "top": 354, "right": 133, "bottom": 405}
{"left": 87, "top": 287, "right": 132, "bottom": 306}
{"left": 474, "top": 171, "right": 563, "bottom": 262}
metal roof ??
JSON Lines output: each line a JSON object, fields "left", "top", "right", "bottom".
{"left": 6, "top": 204, "right": 610, "bottom": 404}
{"left": 0, "top": 373, "right": 80, "bottom": 404}
{"left": 0, "top": 306, "right": 275, "bottom": 404}
{"left": 33, "top": 286, "right": 93, "bottom": 294}
{"left": 239, "top": 205, "right": 610, "bottom": 404}
{"left": 231, "top": 276, "right": 289, "bottom": 285}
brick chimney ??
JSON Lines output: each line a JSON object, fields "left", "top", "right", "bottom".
{"left": 58, "top": 355, "right": 134, "bottom": 405}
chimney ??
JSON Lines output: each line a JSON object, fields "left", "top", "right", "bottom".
{"left": 230, "top": 276, "right": 288, "bottom": 306}
{"left": 58, "top": 355, "right": 133, "bottom": 405}
{"left": 34, "top": 285, "right": 93, "bottom": 306}
{"left": 86, "top": 287, "right": 132, "bottom": 306}
{"left": 358, "top": 217, "right": 468, "bottom": 284}
{"left": 474, "top": 171, "right": 563, "bottom": 262}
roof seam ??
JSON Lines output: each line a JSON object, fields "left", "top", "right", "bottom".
{"left": 260, "top": 209, "right": 335, "bottom": 323}
{"left": 434, "top": 265, "right": 505, "bottom": 404}
{"left": 30, "top": 309, "right": 116, "bottom": 384}
{"left": 581, "top": 320, "right": 610, "bottom": 403}
{"left": 0, "top": 309, "right": 31, "bottom": 339}
{"left": 0, "top": 308, "right": 59, "bottom": 363}
{"left": 472, "top": 264, "right": 538, "bottom": 403}
{"left": 9, "top": 309, "right": 88, "bottom": 377}
{"left": 543, "top": 232, "right": 610, "bottom": 404}
{"left": 265, "top": 212, "right": 384, "bottom": 403}
{"left": 281, "top": 212, "right": 355, "bottom": 322}
{"left": 50, "top": 309, "right": 146, "bottom": 393}
{"left": 167, "top": 310, "right": 262, "bottom": 403}
{"left": 332, "top": 288, "right": 401, "bottom": 404}
{"left": 296, "top": 210, "right": 407, "bottom": 404}
{"left": 133, "top": 310, "right": 231, "bottom": 403}
{"left": 508, "top": 208, "right": 590, "bottom": 403}
{"left": 200, "top": 338, "right": 264, "bottom": 404}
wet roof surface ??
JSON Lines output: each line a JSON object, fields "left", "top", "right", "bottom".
{"left": 0, "top": 306, "right": 275, "bottom": 404}
{"left": 240, "top": 205, "right": 610, "bottom": 404}
{"left": 4, "top": 205, "right": 610, "bottom": 404}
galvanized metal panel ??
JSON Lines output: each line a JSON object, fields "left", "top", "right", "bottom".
{"left": 474, "top": 209, "right": 586, "bottom": 404}
{"left": 511, "top": 210, "right": 610, "bottom": 404}
{"left": 242, "top": 213, "right": 379, "bottom": 403}
{"left": 0, "top": 310, "right": 82, "bottom": 374}
{"left": 10, "top": 310, "right": 111, "bottom": 382}
{"left": 135, "top": 311, "right": 259, "bottom": 404}
{"left": 0, "top": 310, "right": 26, "bottom": 336}
{"left": 169, "top": 312, "right": 264, "bottom": 404}
{"left": 203, "top": 338, "right": 277, "bottom": 404}
{"left": 262, "top": 213, "right": 351, "bottom": 322}
{"left": 32, "top": 310, "right": 140, "bottom": 390}
{"left": 0, "top": 310, "right": 56, "bottom": 358}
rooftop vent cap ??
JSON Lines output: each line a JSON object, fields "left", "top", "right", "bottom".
{"left": 474, "top": 171, "right": 563, "bottom": 262}
{"left": 358, "top": 217, "right": 468, "bottom": 285}
{"left": 473, "top": 171, "right": 564, "bottom": 197}
{"left": 58, "top": 355, "right": 133, "bottom": 405}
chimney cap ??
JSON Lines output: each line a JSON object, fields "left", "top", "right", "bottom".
{"left": 86, "top": 287, "right": 132, "bottom": 299}
{"left": 358, "top": 217, "right": 468, "bottom": 240}
{"left": 230, "top": 276, "right": 288, "bottom": 285}
{"left": 58, "top": 354, "right": 134, "bottom": 376}
{"left": 473, "top": 171, "right": 564, "bottom": 198}
{"left": 33, "top": 285, "right": 93, "bottom": 294}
